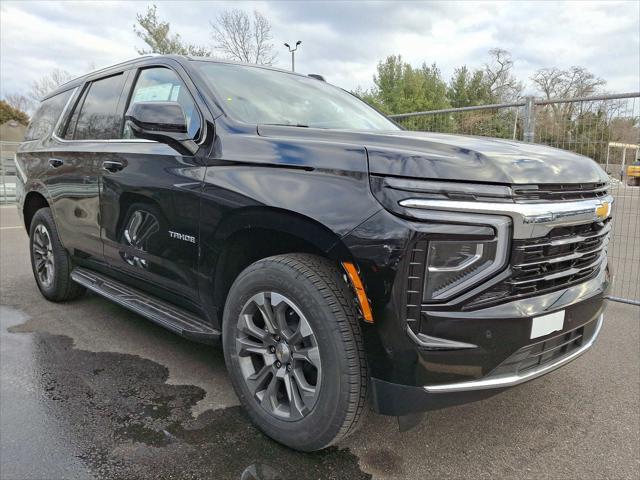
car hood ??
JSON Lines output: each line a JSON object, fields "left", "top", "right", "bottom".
{"left": 257, "top": 126, "right": 609, "bottom": 185}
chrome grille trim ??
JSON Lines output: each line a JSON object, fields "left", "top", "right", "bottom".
{"left": 508, "top": 250, "right": 606, "bottom": 286}
{"left": 512, "top": 182, "right": 609, "bottom": 202}
{"left": 399, "top": 195, "right": 614, "bottom": 239}
{"left": 516, "top": 241, "right": 607, "bottom": 268}
{"left": 507, "top": 220, "right": 610, "bottom": 294}
{"left": 400, "top": 189, "right": 612, "bottom": 307}
{"left": 519, "top": 222, "right": 611, "bottom": 249}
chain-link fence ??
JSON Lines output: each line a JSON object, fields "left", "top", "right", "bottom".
{"left": 1, "top": 94, "right": 638, "bottom": 302}
{"left": 391, "top": 93, "right": 640, "bottom": 304}
{"left": 0, "top": 141, "right": 19, "bottom": 204}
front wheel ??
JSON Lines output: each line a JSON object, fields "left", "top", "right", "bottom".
{"left": 222, "top": 254, "right": 368, "bottom": 451}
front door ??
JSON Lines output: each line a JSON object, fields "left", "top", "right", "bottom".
{"left": 98, "top": 66, "right": 206, "bottom": 308}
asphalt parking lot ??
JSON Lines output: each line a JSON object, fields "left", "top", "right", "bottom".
{"left": 1, "top": 204, "right": 639, "bottom": 480}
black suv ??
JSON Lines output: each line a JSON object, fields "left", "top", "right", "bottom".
{"left": 16, "top": 56, "right": 612, "bottom": 451}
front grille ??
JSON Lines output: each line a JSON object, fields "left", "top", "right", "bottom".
{"left": 512, "top": 182, "right": 608, "bottom": 202}
{"left": 509, "top": 220, "right": 610, "bottom": 294}
{"left": 402, "top": 181, "right": 611, "bottom": 319}
{"left": 489, "top": 318, "right": 599, "bottom": 378}
{"left": 468, "top": 219, "right": 610, "bottom": 308}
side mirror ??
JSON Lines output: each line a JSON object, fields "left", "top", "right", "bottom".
{"left": 124, "top": 102, "right": 197, "bottom": 155}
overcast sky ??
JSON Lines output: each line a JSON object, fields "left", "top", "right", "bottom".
{"left": 1, "top": 0, "right": 639, "bottom": 100}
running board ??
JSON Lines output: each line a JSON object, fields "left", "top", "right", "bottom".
{"left": 71, "top": 267, "right": 221, "bottom": 344}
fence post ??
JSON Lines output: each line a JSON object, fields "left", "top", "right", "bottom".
{"left": 0, "top": 148, "right": 5, "bottom": 203}
{"left": 523, "top": 96, "right": 536, "bottom": 142}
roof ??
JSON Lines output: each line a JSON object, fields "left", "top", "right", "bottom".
{"left": 45, "top": 55, "right": 312, "bottom": 101}
{"left": 185, "top": 56, "right": 312, "bottom": 78}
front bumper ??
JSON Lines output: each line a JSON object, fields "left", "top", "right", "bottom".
{"left": 423, "top": 313, "right": 603, "bottom": 393}
{"left": 340, "top": 208, "right": 611, "bottom": 416}
{"left": 367, "top": 310, "right": 605, "bottom": 416}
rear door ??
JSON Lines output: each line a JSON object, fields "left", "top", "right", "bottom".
{"left": 97, "top": 64, "right": 206, "bottom": 308}
{"left": 28, "top": 74, "right": 130, "bottom": 263}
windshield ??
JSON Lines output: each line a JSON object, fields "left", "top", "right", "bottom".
{"left": 193, "top": 61, "right": 399, "bottom": 131}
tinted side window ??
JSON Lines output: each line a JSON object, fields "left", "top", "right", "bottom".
{"left": 72, "top": 73, "right": 126, "bottom": 140}
{"left": 24, "top": 89, "right": 73, "bottom": 141}
{"left": 63, "top": 87, "right": 87, "bottom": 140}
{"left": 123, "top": 67, "right": 201, "bottom": 139}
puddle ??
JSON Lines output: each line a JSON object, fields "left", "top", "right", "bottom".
{"left": 3, "top": 305, "right": 370, "bottom": 479}
{"left": 359, "top": 448, "right": 405, "bottom": 478}
{"left": 3, "top": 285, "right": 239, "bottom": 417}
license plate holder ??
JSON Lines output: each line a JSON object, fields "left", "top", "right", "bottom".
{"left": 531, "top": 310, "right": 565, "bottom": 339}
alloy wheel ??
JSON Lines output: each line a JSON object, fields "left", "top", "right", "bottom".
{"left": 236, "top": 292, "right": 322, "bottom": 421}
{"left": 32, "top": 223, "right": 54, "bottom": 288}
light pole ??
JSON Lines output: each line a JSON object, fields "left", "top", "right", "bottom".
{"left": 284, "top": 41, "right": 302, "bottom": 72}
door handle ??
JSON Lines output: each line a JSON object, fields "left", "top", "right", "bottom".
{"left": 102, "top": 161, "right": 125, "bottom": 173}
{"left": 48, "top": 158, "right": 64, "bottom": 168}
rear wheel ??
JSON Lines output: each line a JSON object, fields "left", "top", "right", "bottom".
{"left": 222, "top": 254, "right": 368, "bottom": 451}
{"left": 29, "top": 208, "right": 85, "bottom": 301}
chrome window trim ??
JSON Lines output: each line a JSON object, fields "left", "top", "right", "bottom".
{"left": 399, "top": 196, "right": 614, "bottom": 239}
{"left": 51, "top": 86, "right": 79, "bottom": 139}
{"left": 423, "top": 313, "right": 604, "bottom": 393}
{"left": 124, "top": 65, "right": 207, "bottom": 146}
{"left": 52, "top": 65, "right": 207, "bottom": 147}
{"left": 52, "top": 135, "right": 155, "bottom": 144}
{"left": 24, "top": 87, "right": 77, "bottom": 142}
{"left": 51, "top": 84, "right": 152, "bottom": 144}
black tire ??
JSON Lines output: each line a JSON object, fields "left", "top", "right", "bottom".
{"left": 29, "top": 208, "right": 85, "bottom": 302}
{"left": 222, "top": 254, "right": 368, "bottom": 451}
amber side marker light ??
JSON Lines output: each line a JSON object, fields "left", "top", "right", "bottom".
{"left": 342, "top": 261, "right": 374, "bottom": 323}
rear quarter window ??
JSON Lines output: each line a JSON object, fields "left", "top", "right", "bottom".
{"left": 24, "top": 89, "right": 74, "bottom": 141}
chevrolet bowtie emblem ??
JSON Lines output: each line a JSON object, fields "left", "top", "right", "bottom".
{"left": 595, "top": 201, "right": 610, "bottom": 221}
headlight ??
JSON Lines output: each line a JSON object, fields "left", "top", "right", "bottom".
{"left": 369, "top": 175, "right": 511, "bottom": 303}
{"left": 424, "top": 239, "right": 500, "bottom": 301}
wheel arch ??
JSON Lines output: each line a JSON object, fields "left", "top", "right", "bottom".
{"left": 23, "top": 190, "right": 50, "bottom": 231}
{"left": 206, "top": 207, "right": 353, "bottom": 319}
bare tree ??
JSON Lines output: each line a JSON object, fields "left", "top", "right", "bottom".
{"left": 210, "top": 9, "right": 277, "bottom": 65}
{"left": 3, "top": 93, "right": 31, "bottom": 113}
{"left": 134, "top": 4, "right": 211, "bottom": 56}
{"left": 2, "top": 69, "right": 73, "bottom": 115}
{"left": 532, "top": 66, "right": 606, "bottom": 119}
{"left": 531, "top": 66, "right": 605, "bottom": 101}
{"left": 484, "top": 48, "right": 523, "bottom": 102}
{"left": 28, "top": 69, "right": 73, "bottom": 104}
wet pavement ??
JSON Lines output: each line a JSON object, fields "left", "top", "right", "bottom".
{"left": 1, "top": 205, "right": 639, "bottom": 480}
